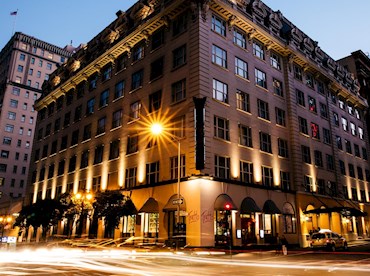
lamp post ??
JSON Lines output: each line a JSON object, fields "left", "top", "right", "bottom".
{"left": 75, "top": 191, "right": 93, "bottom": 237}
{"left": 151, "top": 123, "right": 182, "bottom": 234}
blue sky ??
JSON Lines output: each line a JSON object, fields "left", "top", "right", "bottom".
{"left": 1, "top": 0, "right": 369, "bottom": 60}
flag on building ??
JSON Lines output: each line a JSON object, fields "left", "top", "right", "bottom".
{"left": 10, "top": 11, "right": 17, "bottom": 16}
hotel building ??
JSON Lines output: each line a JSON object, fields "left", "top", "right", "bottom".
{"left": 29, "top": 0, "right": 370, "bottom": 247}
{"left": 0, "top": 33, "right": 73, "bottom": 216}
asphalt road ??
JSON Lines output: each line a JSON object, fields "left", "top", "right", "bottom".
{"left": 0, "top": 242, "right": 369, "bottom": 275}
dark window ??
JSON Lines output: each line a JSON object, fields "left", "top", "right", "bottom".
{"left": 74, "top": 105, "right": 82, "bottom": 122}
{"left": 240, "top": 161, "right": 253, "bottom": 183}
{"left": 71, "top": 129, "right": 79, "bottom": 146}
{"left": 57, "top": 160, "right": 65, "bottom": 176}
{"left": 83, "top": 124, "right": 91, "bottom": 141}
{"left": 133, "top": 42, "right": 145, "bottom": 62}
{"left": 171, "top": 79, "right": 186, "bottom": 103}
{"left": 116, "top": 53, "right": 128, "bottom": 71}
{"left": 42, "top": 145, "right": 48, "bottom": 158}
{"left": 131, "top": 69, "right": 144, "bottom": 90}
{"left": 298, "top": 117, "right": 308, "bottom": 134}
{"left": 68, "top": 155, "right": 77, "bottom": 172}
{"left": 150, "top": 57, "right": 164, "bottom": 80}
{"left": 76, "top": 82, "right": 85, "bottom": 99}
{"left": 151, "top": 28, "right": 165, "bottom": 50}
{"left": 339, "top": 160, "right": 346, "bottom": 175}
{"left": 262, "top": 166, "right": 273, "bottom": 187}
{"left": 273, "top": 78, "right": 283, "bottom": 97}
{"left": 215, "top": 155, "right": 230, "bottom": 179}
{"left": 348, "top": 163, "right": 355, "bottom": 178}
{"left": 96, "top": 116, "right": 106, "bottom": 135}
{"left": 296, "top": 89, "right": 305, "bottom": 106}
{"left": 323, "top": 128, "right": 331, "bottom": 144}
{"left": 173, "top": 12, "right": 187, "bottom": 36}
{"left": 99, "top": 89, "right": 109, "bottom": 108}
{"left": 125, "top": 167, "right": 137, "bottom": 188}
{"left": 326, "top": 154, "right": 334, "bottom": 170}
{"left": 314, "top": 150, "right": 323, "bottom": 167}
{"left": 114, "top": 80, "right": 124, "bottom": 99}
{"left": 259, "top": 132, "right": 272, "bottom": 153}
{"left": 80, "top": 150, "right": 89, "bottom": 169}
{"left": 170, "top": 155, "right": 186, "bottom": 179}
{"left": 94, "top": 145, "right": 104, "bottom": 164}
{"left": 51, "top": 140, "right": 58, "bottom": 154}
{"left": 301, "top": 145, "right": 311, "bottom": 164}
{"left": 127, "top": 132, "right": 139, "bottom": 154}
{"left": 112, "top": 109, "right": 123, "bottom": 129}
{"left": 236, "top": 90, "right": 250, "bottom": 112}
{"left": 146, "top": 161, "right": 160, "bottom": 184}
{"left": 109, "top": 139, "right": 120, "bottom": 160}
{"left": 275, "top": 107, "right": 286, "bottom": 126}
{"left": 214, "top": 116, "right": 229, "bottom": 140}
{"left": 255, "top": 68, "right": 267, "bottom": 88}
{"left": 257, "top": 99, "right": 269, "bottom": 120}
{"left": 88, "top": 74, "right": 98, "bottom": 91}
{"left": 278, "top": 138, "right": 289, "bottom": 158}
{"left": 239, "top": 124, "right": 252, "bottom": 147}
{"left": 129, "top": 101, "right": 141, "bottom": 121}
{"left": 86, "top": 98, "right": 95, "bottom": 115}
{"left": 173, "top": 44, "right": 186, "bottom": 68}
{"left": 60, "top": 135, "right": 68, "bottom": 150}
{"left": 102, "top": 64, "right": 112, "bottom": 82}
{"left": 149, "top": 90, "right": 162, "bottom": 113}
{"left": 54, "top": 118, "right": 61, "bottom": 132}
{"left": 63, "top": 112, "right": 71, "bottom": 127}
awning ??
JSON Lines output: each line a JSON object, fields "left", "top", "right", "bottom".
{"left": 163, "top": 194, "right": 186, "bottom": 211}
{"left": 138, "top": 197, "right": 158, "bottom": 213}
{"left": 240, "top": 197, "right": 261, "bottom": 214}
{"left": 214, "top": 194, "right": 237, "bottom": 210}
{"left": 123, "top": 199, "right": 137, "bottom": 215}
{"left": 263, "top": 200, "right": 281, "bottom": 214}
{"left": 304, "top": 206, "right": 367, "bottom": 217}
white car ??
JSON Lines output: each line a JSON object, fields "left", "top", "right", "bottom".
{"left": 310, "top": 229, "right": 348, "bottom": 251}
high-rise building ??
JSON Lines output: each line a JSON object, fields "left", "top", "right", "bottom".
{"left": 0, "top": 32, "right": 73, "bottom": 213}
{"left": 28, "top": 0, "right": 370, "bottom": 247}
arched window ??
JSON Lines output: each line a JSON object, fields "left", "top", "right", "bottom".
{"left": 282, "top": 202, "right": 296, "bottom": 234}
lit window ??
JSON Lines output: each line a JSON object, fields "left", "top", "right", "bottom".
{"left": 213, "top": 79, "right": 228, "bottom": 103}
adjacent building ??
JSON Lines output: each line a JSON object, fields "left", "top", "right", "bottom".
{"left": 0, "top": 32, "right": 73, "bottom": 216}
{"left": 28, "top": 0, "right": 370, "bottom": 247}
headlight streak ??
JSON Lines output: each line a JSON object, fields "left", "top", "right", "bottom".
{"left": 1, "top": 248, "right": 370, "bottom": 275}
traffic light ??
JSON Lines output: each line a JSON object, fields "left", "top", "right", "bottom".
{"left": 224, "top": 203, "right": 231, "bottom": 210}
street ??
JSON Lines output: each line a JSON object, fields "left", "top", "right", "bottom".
{"left": 1, "top": 241, "right": 370, "bottom": 275}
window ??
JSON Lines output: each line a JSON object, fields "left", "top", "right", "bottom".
{"left": 1, "top": 150, "right": 9, "bottom": 158}
{"left": 348, "top": 104, "right": 354, "bottom": 115}
{"left": 80, "top": 150, "right": 89, "bottom": 169}
{"left": 71, "top": 130, "right": 79, "bottom": 146}
{"left": 319, "top": 102, "right": 328, "bottom": 118}
{"left": 116, "top": 53, "right": 128, "bottom": 71}
{"left": 19, "top": 127, "right": 24, "bottom": 135}
{"left": 306, "top": 73, "right": 314, "bottom": 88}
{"left": 31, "top": 57, "right": 35, "bottom": 64}
{"left": 338, "top": 97, "right": 346, "bottom": 110}
{"left": 5, "top": 124, "right": 14, "bottom": 133}
{"left": 151, "top": 28, "right": 165, "bottom": 50}
{"left": 170, "top": 155, "right": 186, "bottom": 179}
{"left": 150, "top": 57, "right": 164, "bottom": 80}
{"left": 125, "top": 167, "right": 137, "bottom": 188}
{"left": 355, "top": 108, "right": 361, "bottom": 120}
{"left": 94, "top": 144, "right": 104, "bottom": 164}
{"left": 60, "top": 135, "right": 68, "bottom": 150}
{"left": 76, "top": 83, "right": 84, "bottom": 99}
{"left": 281, "top": 172, "right": 291, "bottom": 191}
{"left": 333, "top": 112, "right": 339, "bottom": 126}
{"left": 39, "top": 60, "right": 43, "bottom": 67}
{"left": 68, "top": 155, "right": 77, "bottom": 173}
{"left": 350, "top": 122, "right": 357, "bottom": 136}
{"left": 212, "top": 45, "right": 227, "bottom": 68}
{"left": 255, "top": 68, "right": 267, "bottom": 89}
{"left": 211, "top": 15, "right": 226, "bottom": 36}
{"left": 311, "top": 122, "right": 320, "bottom": 139}
{"left": 146, "top": 161, "right": 160, "bottom": 184}
{"left": 54, "top": 118, "right": 61, "bottom": 132}
{"left": 17, "top": 65, "right": 24, "bottom": 72}
{"left": 96, "top": 116, "right": 106, "bottom": 135}
{"left": 127, "top": 132, "right": 139, "bottom": 154}
{"left": 37, "top": 71, "right": 41, "bottom": 78}
{"left": 45, "top": 123, "right": 51, "bottom": 136}
{"left": 239, "top": 124, "right": 252, "bottom": 147}
{"left": 341, "top": 117, "right": 348, "bottom": 131}
{"left": 214, "top": 116, "right": 229, "bottom": 140}
{"left": 112, "top": 109, "right": 123, "bottom": 129}
{"left": 213, "top": 79, "right": 228, "bottom": 103}
{"left": 83, "top": 124, "right": 91, "bottom": 141}
{"left": 149, "top": 90, "right": 162, "bottom": 113}
{"left": 259, "top": 132, "right": 272, "bottom": 153}
{"left": 114, "top": 80, "right": 124, "bottom": 100}
{"left": 129, "top": 101, "right": 141, "bottom": 121}
{"left": 362, "top": 147, "right": 368, "bottom": 160}
{"left": 10, "top": 99, "right": 18, "bottom": 108}
{"left": 12, "top": 87, "right": 20, "bottom": 96}
{"left": 323, "top": 128, "right": 331, "bottom": 144}
{"left": 66, "top": 90, "right": 74, "bottom": 105}
{"left": 233, "top": 29, "right": 246, "bottom": 49}
{"left": 345, "top": 139, "right": 352, "bottom": 154}
{"left": 325, "top": 154, "right": 334, "bottom": 171}
{"left": 173, "top": 44, "right": 186, "bottom": 68}
{"left": 308, "top": 96, "right": 317, "bottom": 113}
{"left": 235, "top": 57, "right": 248, "bottom": 79}
{"left": 235, "top": 90, "right": 250, "bottom": 112}
{"left": 46, "top": 63, "right": 52, "bottom": 70}
{"left": 170, "top": 116, "right": 185, "bottom": 139}
{"left": 240, "top": 161, "right": 253, "bottom": 183}
{"left": 86, "top": 98, "right": 95, "bottom": 115}
{"left": 273, "top": 78, "right": 283, "bottom": 97}
{"left": 301, "top": 145, "right": 311, "bottom": 164}
{"left": 109, "top": 139, "right": 120, "bottom": 160}
{"left": 42, "top": 144, "right": 48, "bottom": 158}
{"left": 171, "top": 79, "right": 186, "bottom": 103}
{"left": 63, "top": 112, "right": 71, "bottom": 127}
{"left": 253, "top": 40, "right": 265, "bottom": 59}
{"left": 74, "top": 105, "right": 82, "bottom": 122}
{"left": 173, "top": 12, "right": 187, "bottom": 36}
{"left": 304, "top": 176, "right": 313, "bottom": 192}
{"left": 336, "top": 136, "right": 343, "bottom": 150}
{"left": 133, "top": 42, "right": 145, "bottom": 62}
{"left": 262, "top": 166, "right": 273, "bottom": 187}
{"left": 354, "top": 144, "right": 361, "bottom": 157}
{"left": 131, "top": 69, "right": 144, "bottom": 90}
{"left": 294, "top": 64, "right": 303, "bottom": 81}
{"left": 102, "top": 65, "right": 112, "bottom": 82}
{"left": 278, "top": 138, "right": 289, "bottom": 158}
{"left": 314, "top": 150, "right": 323, "bottom": 167}
{"left": 257, "top": 99, "right": 269, "bottom": 120}
{"left": 30, "top": 116, "right": 34, "bottom": 124}
{"left": 3, "top": 137, "right": 11, "bottom": 145}
{"left": 51, "top": 140, "right": 57, "bottom": 154}
{"left": 275, "top": 108, "right": 286, "bottom": 126}
{"left": 89, "top": 74, "right": 99, "bottom": 91}
{"left": 0, "top": 164, "right": 7, "bottom": 172}
{"left": 359, "top": 127, "right": 364, "bottom": 140}
{"left": 270, "top": 52, "right": 281, "bottom": 70}
{"left": 20, "top": 53, "right": 26, "bottom": 61}
{"left": 296, "top": 89, "right": 305, "bottom": 106}
{"left": 99, "top": 89, "right": 109, "bottom": 108}
{"left": 338, "top": 160, "right": 346, "bottom": 175}
{"left": 348, "top": 163, "right": 355, "bottom": 178}
{"left": 357, "top": 167, "right": 364, "bottom": 180}
{"left": 57, "top": 160, "right": 65, "bottom": 176}
{"left": 8, "top": 112, "right": 16, "bottom": 120}
{"left": 215, "top": 155, "right": 230, "bottom": 179}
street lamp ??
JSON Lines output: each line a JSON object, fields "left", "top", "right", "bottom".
{"left": 150, "top": 123, "right": 182, "bottom": 226}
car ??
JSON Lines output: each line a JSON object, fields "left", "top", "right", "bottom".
{"left": 310, "top": 229, "right": 348, "bottom": 251}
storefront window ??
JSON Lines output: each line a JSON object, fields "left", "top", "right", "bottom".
{"left": 142, "top": 213, "right": 159, "bottom": 238}
{"left": 122, "top": 215, "right": 136, "bottom": 237}
{"left": 240, "top": 214, "right": 257, "bottom": 244}
{"left": 215, "top": 210, "right": 231, "bottom": 246}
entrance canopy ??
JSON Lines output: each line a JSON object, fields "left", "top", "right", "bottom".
{"left": 124, "top": 199, "right": 137, "bottom": 215}
{"left": 263, "top": 200, "right": 281, "bottom": 214}
{"left": 163, "top": 194, "right": 186, "bottom": 211}
{"left": 240, "top": 197, "right": 261, "bottom": 214}
{"left": 138, "top": 197, "right": 158, "bottom": 213}
{"left": 214, "top": 194, "right": 237, "bottom": 211}
{"left": 304, "top": 206, "right": 366, "bottom": 217}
